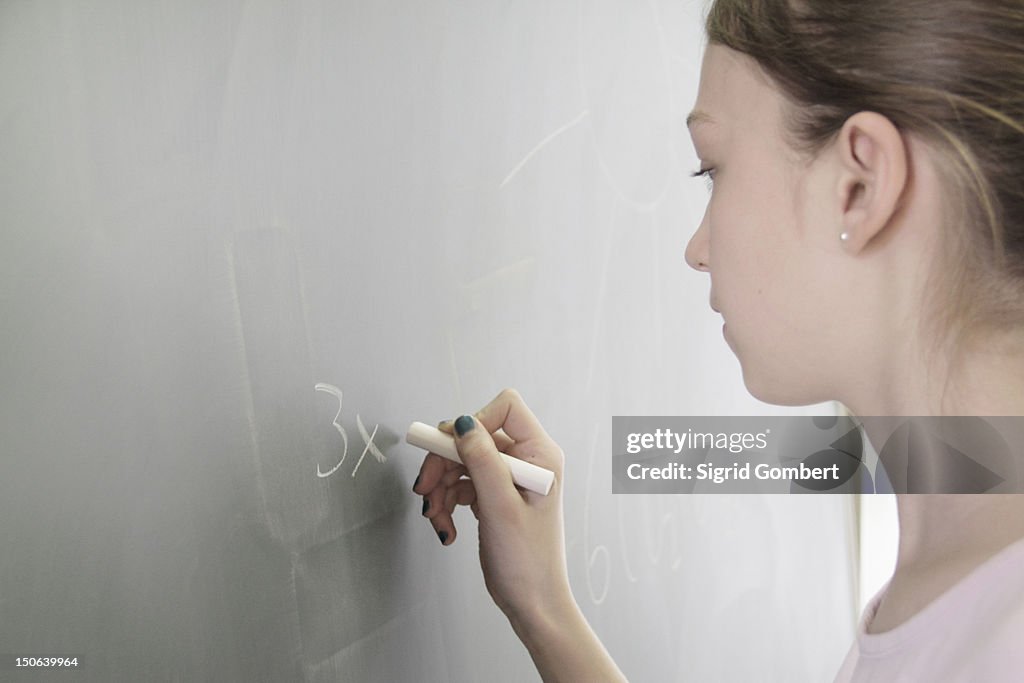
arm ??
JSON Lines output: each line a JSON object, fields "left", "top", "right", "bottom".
{"left": 413, "top": 388, "right": 628, "bottom": 682}
{"left": 510, "top": 594, "right": 628, "bottom": 683}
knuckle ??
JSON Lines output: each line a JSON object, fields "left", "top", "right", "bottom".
{"left": 500, "top": 387, "right": 522, "bottom": 403}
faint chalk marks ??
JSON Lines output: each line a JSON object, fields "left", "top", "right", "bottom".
{"left": 460, "top": 257, "right": 538, "bottom": 313}
{"left": 448, "top": 258, "right": 538, "bottom": 411}
{"left": 616, "top": 496, "right": 639, "bottom": 583}
{"left": 314, "top": 382, "right": 385, "bottom": 479}
{"left": 583, "top": 421, "right": 611, "bottom": 605}
{"left": 500, "top": 109, "right": 590, "bottom": 189}
{"left": 230, "top": 227, "right": 322, "bottom": 546}
{"left": 647, "top": 210, "right": 664, "bottom": 372}
{"left": 585, "top": 194, "right": 618, "bottom": 393}
{"left": 446, "top": 330, "right": 463, "bottom": 409}
{"left": 294, "top": 508, "right": 424, "bottom": 666}
{"left": 651, "top": 0, "right": 695, "bottom": 184}
{"left": 576, "top": 0, "right": 674, "bottom": 211}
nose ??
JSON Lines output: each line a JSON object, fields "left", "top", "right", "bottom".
{"left": 684, "top": 207, "right": 710, "bottom": 272}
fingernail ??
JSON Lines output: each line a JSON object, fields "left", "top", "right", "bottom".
{"left": 438, "top": 530, "right": 448, "bottom": 545}
{"left": 422, "top": 497, "right": 430, "bottom": 515}
{"left": 413, "top": 474, "right": 420, "bottom": 491}
{"left": 454, "top": 415, "right": 474, "bottom": 437}
{"left": 438, "top": 419, "right": 449, "bottom": 428}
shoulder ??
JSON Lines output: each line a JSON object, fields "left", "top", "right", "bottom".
{"left": 836, "top": 539, "right": 1024, "bottom": 682}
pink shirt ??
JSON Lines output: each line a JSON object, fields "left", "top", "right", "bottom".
{"left": 834, "top": 535, "right": 1024, "bottom": 682}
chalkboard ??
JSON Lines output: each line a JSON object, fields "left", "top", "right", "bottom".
{"left": 1, "top": 2, "right": 858, "bottom": 681}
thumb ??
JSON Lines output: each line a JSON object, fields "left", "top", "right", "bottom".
{"left": 451, "top": 414, "right": 519, "bottom": 512}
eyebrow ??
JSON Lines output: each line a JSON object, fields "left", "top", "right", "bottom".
{"left": 686, "top": 110, "right": 716, "bottom": 130}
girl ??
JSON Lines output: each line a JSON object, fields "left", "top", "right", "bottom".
{"left": 414, "top": 1, "right": 1024, "bottom": 679}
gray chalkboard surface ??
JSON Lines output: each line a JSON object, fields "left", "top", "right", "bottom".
{"left": 1, "top": 2, "right": 857, "bottom": 681}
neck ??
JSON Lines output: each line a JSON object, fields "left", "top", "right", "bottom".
{"left": 891, "top": 494, "right": 1024, "bottom": 575}
{"left": 845, "top": 332, "right": 1024, "bottom": 594}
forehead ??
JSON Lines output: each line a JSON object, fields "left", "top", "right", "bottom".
{"left": 688, "top": 44, "right": 784, "bottom": 144}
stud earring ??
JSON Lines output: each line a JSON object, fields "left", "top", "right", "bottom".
{"left": 839, "top": 232, "right": 850, "bottom": 243}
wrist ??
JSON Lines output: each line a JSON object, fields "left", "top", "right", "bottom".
{"left": 506, "top": 585, "right": 581, "bottom": 650}
{"left": 505, "top": 587, "right": 628, "bottom": 682}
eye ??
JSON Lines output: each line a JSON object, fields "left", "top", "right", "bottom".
{"left": 690, "top": 167, "right": 715, "bottom": 193}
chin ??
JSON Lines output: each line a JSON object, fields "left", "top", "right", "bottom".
{"left": 742, "top": 368, "right": 828, "bottom": 408}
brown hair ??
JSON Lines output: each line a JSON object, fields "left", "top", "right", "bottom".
{"left": 704, "top": 0, "right": 1024, "bottom": 405}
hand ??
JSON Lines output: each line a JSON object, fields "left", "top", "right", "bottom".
{"left": 412, "top": 388, "right": 572, "bottom": 623}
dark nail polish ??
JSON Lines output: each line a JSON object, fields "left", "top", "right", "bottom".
{"left": 413, "top": 474, "right": 420, "bottom": 491}
{"left": 422, "top": 497, "right": 430, "bottom": 515}
{"left": 454, "top": 415, "right": 474, "bottom": 437}
{"left": 438, "top": 530, "right": 449, "bottom": 545}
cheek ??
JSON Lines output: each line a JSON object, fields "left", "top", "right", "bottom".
{"left": 706, "top": 169, "right": 840, "bottom": 403}
{"left": 713, "top": 215, "right": 829, "bottom": 372}
{"left": 708, "top": 182, "right": 791, "bottom": 315}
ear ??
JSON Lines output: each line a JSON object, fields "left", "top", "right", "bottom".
{"left": 834, "top": 111, "right": 908, "bottom": 252}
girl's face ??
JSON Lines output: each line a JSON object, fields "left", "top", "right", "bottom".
{"left": 684, "top": 44, "right": 856, "bottom": 406}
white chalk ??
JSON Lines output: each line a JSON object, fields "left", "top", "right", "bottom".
{"left": 405, "top": 421, "right": 555, "bottom": 496}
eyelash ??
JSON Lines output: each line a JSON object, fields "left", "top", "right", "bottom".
{"left": 690, "top": 167, "right": 715, "bottom": 193}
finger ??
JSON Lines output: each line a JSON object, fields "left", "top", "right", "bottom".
{"left": 434, "top": 417, "right": 481, "bottom": 475}
{"left": 448, "top": 417, "right": 512, "bottom": 454}
{"left": 422, "top": 483, "right": 445, "bottom": 520}
{"left": 474, "top": 388, "right": 550, "bottom": 444}
{"left": 443, "top": 418, "right": 515, "bottom": 452}
{"left": 422, "top": 465, "right": 467, "bottom": 520}
{"left": 450, "top": 414, "right": 519, "bottom": 514}
{"left": 444, "top": 479, "right": 477, "bottom": 514}
{"left": 491, "top": 428, "right": 515, "bottom": 453}
{"left": 414, "top": 451, "right": 463, "bottom": 495}
{"left": 502, "top": 437, "right": 560, "bottom": 474}
{"left": 441, "top": 465, "right": 468, "bottom": 487}
{"left": 474, "top": 389, "right": 564, "bottom": 476}
{"left": 428, "top": 507, "right": 456, "bottom": 546}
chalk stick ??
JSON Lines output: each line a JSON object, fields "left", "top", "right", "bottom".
{"left": 405, "top": 421, "right": 554, "bottom": 496}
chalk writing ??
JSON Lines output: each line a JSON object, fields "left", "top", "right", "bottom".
{"left": 616, "top": 497, "right": 639, "bottom": 583}
{"left": 583, "top": 421, "right": 610, "bottom": 605}
{"left": 500, "top": 109, "right": 589, "bottom": 188}
{"left": 314, "top": 383, "right": 385, "bottom": 479}
{"left": 352, "top": 414, "right": 385, "bottom": 477}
